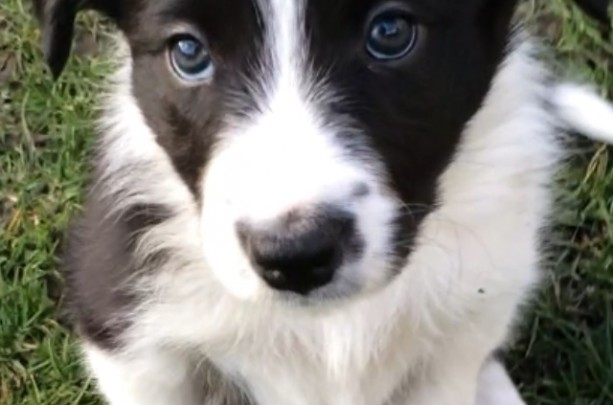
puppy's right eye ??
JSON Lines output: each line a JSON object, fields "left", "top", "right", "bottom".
{"left": 169, "top": 36, "right": 215, "bottom": 83}
{"left": 366, "top": 8, "right": 418, "bottom": 62}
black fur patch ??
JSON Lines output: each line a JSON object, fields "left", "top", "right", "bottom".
{"left": 61, "top": 192, "right": 170, "bottom": 349}
{"left": 32, "top": 0, "right": 121, "bottom": 77}
{"left": 304, "top": 0, "right": 520, "bottom": 261}
{"left": 122, "top": 0, "right": 268, "bottom": 196}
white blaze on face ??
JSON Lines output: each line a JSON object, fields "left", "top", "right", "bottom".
{"left": 199, "top": 0, "right": 398, "bottom": 301}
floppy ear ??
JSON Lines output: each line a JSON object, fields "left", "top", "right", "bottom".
{"left": 32, "top": 0, "right": 119, "bottom": 79}
{"left": 572, "top": 0, "right": 612, "bottom": 25}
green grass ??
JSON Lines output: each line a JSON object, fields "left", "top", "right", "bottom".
{"left": 1, "top": 1, "right": 111, "bottom": 403}
{"left": 0, "top": 0, "right": 611, "bottom": 404}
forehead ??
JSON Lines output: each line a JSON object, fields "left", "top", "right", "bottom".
{"left": 121, "top": 0, "right": 493, "bottom": 61}
{"left": 127, "top": 0, "right": 482, "bottom": 27}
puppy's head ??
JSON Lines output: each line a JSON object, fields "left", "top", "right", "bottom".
{"left": 34, "top": 0, "right": 609, "bottom": 304}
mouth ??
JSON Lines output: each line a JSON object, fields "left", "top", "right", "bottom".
{"left": 268, "top": 274, "right": 365, "bottom": 306}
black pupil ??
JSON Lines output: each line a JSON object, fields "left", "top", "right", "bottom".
{"left": 368, "top": 14, "right": 415, "bottom": 59}
{"left": 173, "top": 39, "right": 210, "bottom": 75}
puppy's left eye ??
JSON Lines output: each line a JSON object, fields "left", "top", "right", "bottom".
{"left": 366, "top": 10, "right": 418, "bottom": 61}
{"left": 169, "top": 36, "right": 215, "bottom": 82}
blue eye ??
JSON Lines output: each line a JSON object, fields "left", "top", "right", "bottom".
{"left": 366, "top": 11, "right": 418, "bottom": 61}
{"left": 169, "top": 36, "right": 214, "bottom": 82}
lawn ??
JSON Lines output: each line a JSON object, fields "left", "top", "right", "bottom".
{"left": 0, "top": 0, "right": 612, "bottom": 404}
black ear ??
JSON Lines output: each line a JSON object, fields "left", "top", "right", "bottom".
{"left": 572, "top": 0, "right": 612, "bottom": 25}
{"left": 33, "top": 0, "right": 80, "bottom": 79}
{"left": 32, "top": 0, "right": 118, "bottom": 79}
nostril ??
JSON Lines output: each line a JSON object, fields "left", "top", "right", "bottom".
{"left": 236, "top": 208, "right": 359, "bottom": 294}
{"left": 352, "top": 182, "right": 370, "bottom": 198}
{"left": 261, "top": 269, "right": 287, "bottom": 288}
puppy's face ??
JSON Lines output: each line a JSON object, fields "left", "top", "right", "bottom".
{"left": 36, "top": 0, "right": 519, "bottom": 303}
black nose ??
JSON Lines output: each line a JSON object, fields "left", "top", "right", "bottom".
{"left": 237, "top": 208, "right": 360, "bottom": 295}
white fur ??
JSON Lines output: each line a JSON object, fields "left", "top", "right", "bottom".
{"left": 81, "top": 6, "right": 613, "bottom": 405}
{"left": 552, "top": 83, "right": 613, "bottom": 144}
{"left": 85, "top": 344, "right": 202, "bottom": 405}
{"left": 201, "top": 0, "right": 397, "bottom": 301}
{"left": 475, "top": 361, "right": 526, "bottom": 405}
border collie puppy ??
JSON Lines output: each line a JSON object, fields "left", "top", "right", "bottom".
{"left": 34, "top": 0, "right": 613, "bottom": 404}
